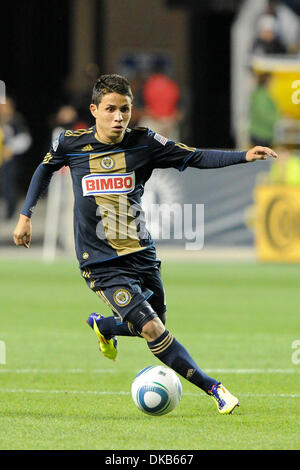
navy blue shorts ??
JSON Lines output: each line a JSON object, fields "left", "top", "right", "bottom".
{"left": 81, "top": 247, "right": 166, "bottom": 322}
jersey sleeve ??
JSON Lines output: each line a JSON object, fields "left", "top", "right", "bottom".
{"left": 20, "top": 131, "right": 68, "bottom": 218}
{"left": 21, "top": 164, "right": 54, "bottom": 217}
{"left": 146, "top": 129, "right": 247, "bottom": 171}
{"left": 41, "top": 131, "right": 68, "bottom": 171}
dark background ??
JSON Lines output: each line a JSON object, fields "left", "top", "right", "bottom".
{"left": 1, "top": 0, "right": 242, "bottom": 191}
{"left": 1, "top": 0, "right": 71, "bottom": 188}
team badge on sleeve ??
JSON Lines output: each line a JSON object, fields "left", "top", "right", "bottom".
{"left": 154, "top": 133, "right": 168, "bottom": 146}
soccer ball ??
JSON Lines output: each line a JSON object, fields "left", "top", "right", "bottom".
{"left": 131, "top": 365, "right": 182, "bottom": 416}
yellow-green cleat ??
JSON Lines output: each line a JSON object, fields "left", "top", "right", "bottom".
{"left": 208, "top": 382, "right": 240, "bottom": 415}
{"left": 86, "top": 313, "right": 118, "bottom": 361}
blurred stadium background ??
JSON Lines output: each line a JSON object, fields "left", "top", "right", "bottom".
{"left": 1, "top": 0, "right": 300, "bottom": 262}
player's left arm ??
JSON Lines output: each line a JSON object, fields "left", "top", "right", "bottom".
{"left": 183, "top": 145, "right": 278, "bottom": 170}
{"left": 147, "top": 130, "right": 277, "bottom": 170}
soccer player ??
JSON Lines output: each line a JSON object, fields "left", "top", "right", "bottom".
{"left": 13, "top": 74, "right": 277, "bottom": 414}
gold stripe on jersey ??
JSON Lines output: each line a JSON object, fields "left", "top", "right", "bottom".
{"left": 175, "top": 142, "right": 196, "bottom": 152}
{"left": 95, "top": 289, "right": 122, "bottom": 319}
{"left": 43, "top": 152, "right": 53, "bottom": 164}
{"left": 64, "top": 127, "right": 94, "bottom": 137}
{"left": 149, "top": 333, "right": 174, "bottom": 355}
{"left": 82, "top": 268, "right": 92, "bottom": 279}
{"left": 89, "top": 151, "right": 144, "bottom": 257}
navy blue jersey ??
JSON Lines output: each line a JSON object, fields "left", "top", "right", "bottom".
{"left": 22, "top": 125, "right": 247, "bottom": 267}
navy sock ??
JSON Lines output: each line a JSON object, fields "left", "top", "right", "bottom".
{"left": 96, "top": 315, "right": 137, "bottom": 338}
{"left": 147, "top": 330, "right": 218, "bottom": 393}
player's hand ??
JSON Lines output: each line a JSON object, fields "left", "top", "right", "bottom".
{"left": 13, "top": 214, "right": 32, "bottom": 248}
{"left": 246, "top": 146, "right": 278, "bottom": 162}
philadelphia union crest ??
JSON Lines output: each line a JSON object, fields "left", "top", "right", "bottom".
{"left": 100, "top": 156, "right": 115, "bottom": 170}
{"left": 113, "top": 289, "right": 132, "bottom": 307}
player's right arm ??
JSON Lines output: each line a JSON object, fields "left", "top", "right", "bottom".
{"left": 13, "top": 132, "right": 67, "bottom": 248}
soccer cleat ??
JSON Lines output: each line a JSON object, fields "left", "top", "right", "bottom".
{"left": 86, "top": 313, "right": 118, "bottom": 361}
{"left": 208, "top": 382, "right": 240, "bottom": 415}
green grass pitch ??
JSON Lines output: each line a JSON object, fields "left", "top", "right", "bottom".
{"left": 0, "top": 257, "right": 300, "bottom": 450}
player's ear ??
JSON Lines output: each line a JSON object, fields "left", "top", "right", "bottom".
{"left": 89, "top": 103, "right": 97, "bottom": 118}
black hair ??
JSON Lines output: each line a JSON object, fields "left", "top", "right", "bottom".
{"left": 91, "top": 74, "right": 133, "bottom": 106}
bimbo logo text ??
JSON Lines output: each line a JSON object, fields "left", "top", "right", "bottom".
{"left": 82, "top": 172, "right": 135, "bottom": 195}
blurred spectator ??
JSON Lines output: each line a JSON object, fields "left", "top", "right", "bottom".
{"left": 248, "top": 72, "right": 280, "bottom": 147}
{"left": 51, "top": 104, "right": 87, "bottom": 141}
{"left": 138, "top": 62, "right": 181, "bottom": 141}
{"left": 63, "top": 63, "right": 100, "bottom": 126}
{"left": 265, "top": 0, "right": 300, "bottom": 53}
{"left": 0, "top": 97, "right": 32, "bottom": 219}
{"left": 269, "top": 147, "right": 300, "bottom": 185}
{"left": 129, "top": 74, "right": 145, "bottom": 128}
{"left": 252, "top": 14, "right": 288, "bottom": 55}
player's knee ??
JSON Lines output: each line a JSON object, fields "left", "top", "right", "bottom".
{"left": 141, "top": 316, "right": 165, "bottom": 341}
{"left": 126, "top": 301, "right": 158, "bottom": 338}
{"left": 149, "top": 302, "right": 166, "bottom": 326}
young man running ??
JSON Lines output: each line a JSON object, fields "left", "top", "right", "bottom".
{"left": 13, "top": 74, "right": 277, "bottom": 414}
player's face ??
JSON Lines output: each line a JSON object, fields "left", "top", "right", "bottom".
{"left": 90, "top": 92, "right": 132, "bottom": 144}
